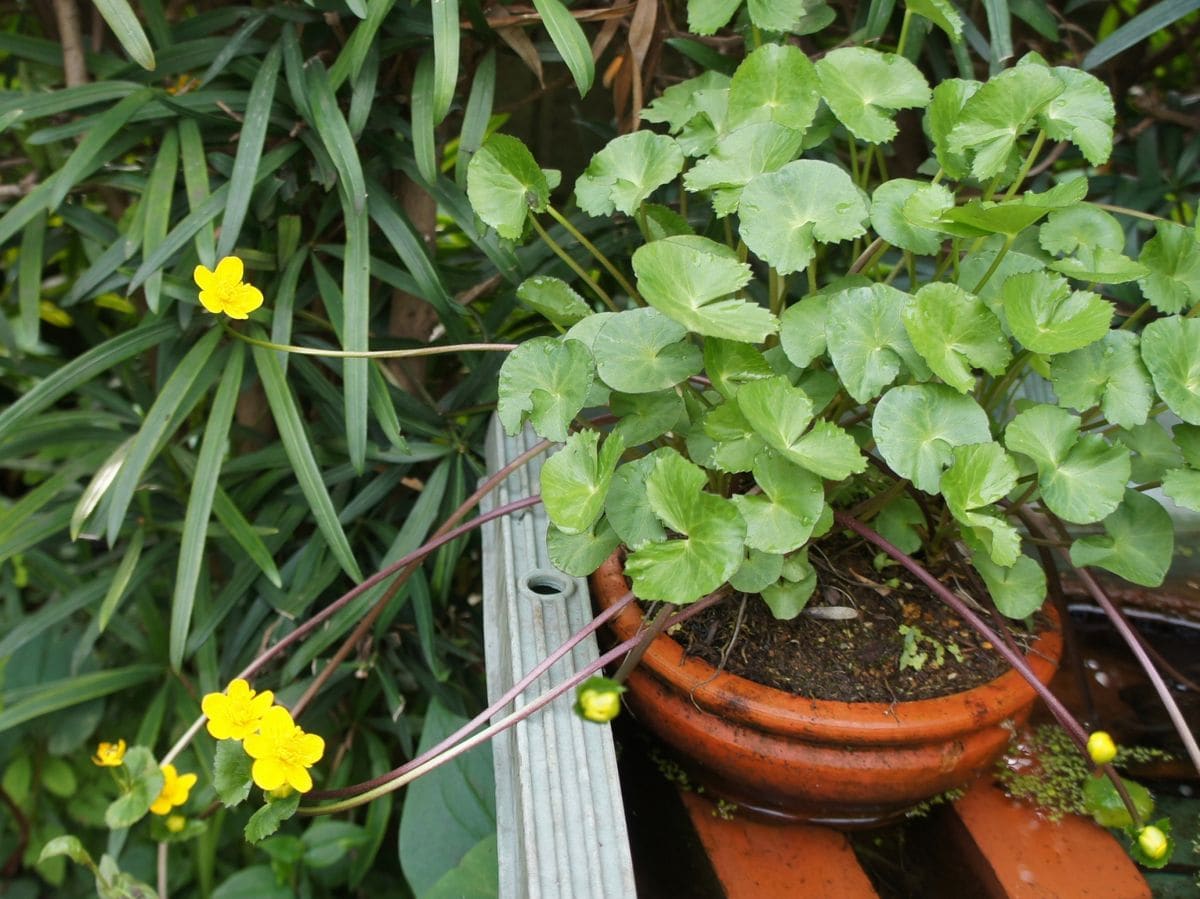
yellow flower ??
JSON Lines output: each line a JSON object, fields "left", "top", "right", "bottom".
{"left": 1137, "top": 825, "right": 1169, "bottom": 860}
{"left": 201, "top": 678, "right": 275, "bottom": 741}
{"left": 150, "top": 764, "right": 198, "bottom": 816}
{"left": 165, "top": 814, "right": 187, "bottom": 833}
{"left": 92, "top": 739, "right": 127, "bottom": 767}
{"left": 575, "top": 677, "right": 626, "bottom": 724}
{"left": 243, "top": 706, "right": 325, "bottom": 793}
{"left": 193, "top": 256, "right": 264, "bottom": 320}
{"left": 1087, "top": 730, "right": 1118, "bottom": 766}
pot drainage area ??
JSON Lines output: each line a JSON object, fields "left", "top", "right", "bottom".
{"left": 615, "top": 604, "right": 1200, "bottom": 898}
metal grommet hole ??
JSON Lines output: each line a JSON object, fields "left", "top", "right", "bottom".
{"left": 520, "top": 569, "right": 575, "bottom": 601}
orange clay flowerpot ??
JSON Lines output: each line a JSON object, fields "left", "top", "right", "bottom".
{"left": 592, "top": 553, "right": 1064, "bottom": 828}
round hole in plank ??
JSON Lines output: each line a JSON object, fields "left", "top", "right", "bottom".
{"left": 520, "top": 569, "right": 575, "bottom": 601}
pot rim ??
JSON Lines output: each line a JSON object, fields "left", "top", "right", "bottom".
{"left": 592, "top": 553, "right": 1064, "bottom": 745}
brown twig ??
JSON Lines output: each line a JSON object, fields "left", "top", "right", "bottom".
{"left": 51, "top": 0, "right": 88, "bottom": 86}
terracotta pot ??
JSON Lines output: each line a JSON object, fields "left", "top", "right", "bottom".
{"left": 592, "top": 554, "right": 1064, "bottom": 827}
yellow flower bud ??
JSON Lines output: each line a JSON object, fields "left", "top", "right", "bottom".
{"left": 268, "top": 784, "right": 295, "bottom": 801}
{"left": 1137, "top": 825, "right": 1169, "bottom": 860}
{"left": 575, "top": 677, "right": 626, "bottom": 724}
{"left": 92, "top": 739, "right": 127, "bottom": 767}
{"left": 1087, "top": 730, "right": 1118, "bottom": 766}
{"left": 166, "top": 815, "right": 187, "bottom": 834}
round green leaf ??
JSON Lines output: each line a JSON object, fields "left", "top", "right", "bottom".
{"left": 826, "top": 284, "right": 928, "bottom": 403}
{"left": 779, "top": 293, "right": 831, "bottom": 367}
{"left": 737, "top": 376, "right": 866, "bottom": 478}
{"left": 547, "top": 519, "right": 621, "bottom": 576}
{"left": 574, "top": 131, "right": 684, "bottom": 217}
{"left": 540, "top": 430, "right": 624, "bottom": 535}
{"left": 971, "top": 551, "right": 1047, "bottom": 619}
{"left": 642, "top": 71, "right": 731, "bottom": 132}
{"left": 815, "top": 47, "right": 931, "bottom": 144}
{"left": 605, "top": 449, "right": 672, "bottom": 550}
{"left": 683, "top": 122, "right": 804, "bottom": 216}
{"left": 515, "top": 275, "right": 592, "bottom": 326}
{"left": 907, "top": 0, "right": 964, "bottom": 40}
{"left": 1141, "top": 316, "right": 1200, "bottom": 424}
{"left": 761, "top": 551, "right": 817, "bottom": 620}
{"left": 730, "top": 454, "right": 825, "bottom": 554}
{"left": 740, "top": 160, "right": 869, "bottom": 276}
{"left": 632, "top": 236, "right": 776, "bottom": 342}
{"left": 870, "top": 179, "right": 945, "bottom": 255}
{"left": 703, "top": 338, "right": 775, "bottom": 399}
{"left": 104, "top": 746, "right": 164, "bottom": 829}
{"left": 727, "top": 43, "right": 820, "bottom": 132}
{"left": 466, "top": 133, "right": 549, "bottom": 239}
{"left": 1035, "top": 65, "right": 1115, "bottom": 166}
{"left": 926, "top": 78, "right": 981, "bottom": 181}
{"left": 1051, "top": 330, "right": 1153, "bottom": 429}
{"left": 1163, "top": 468, "right": 1200, "bottom": 513}
{"left": 872, "top": 384, "right": 992, "bottom": 493}
{"left": 591, "top": 307, "right": 702, "bottom": 394}
{"left": 1137, "top": 221, "right": 1200, "bottom": 314}
{"left": 1069, "top": 489, "right": 1173, "bottom": 587}
{"left": 496, "top": 337, "right": 594, "bottom": 442}
{"left": 903, "top": 282, "right": 1010, "bottom": 393}
{"left": 948, "top": 66, "right": 1063, "bottom": 180}
{"left": 610, "top": 390, "right": 685, "bottom": 448}
{"left": 1002, "top": 271, "right": 1113, "bottom": 355}
{"left": 1039, "top": 204, "right": 1124, "bottom": 256}
{"left": 730, "top": 549, "right": 785, "bottom": 593}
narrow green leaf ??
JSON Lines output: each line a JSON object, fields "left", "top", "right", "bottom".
{"left": 329, "top": 0, "right": 398, "bottom": 89}
{"left": 105, "top": 330, "right": 224, "bottom": 544}
{"left": 0, "top": 322, "right": 174, "bottom": 443}
{"left": 411, "top": 52, "right": 438, "bottom": 186}
{"left": 99, "top": 527, "right": 145, "bottom": 633}
{"left": 455, "top": 49, "right": 497, "bottom": 186}
{"left": 216, "top": 42, "right": 281, "bottom": 259}
{"left": 251, "top": 339, "right": 363, "bottom": 581}
{"left": 93, "top": 0, "right": 157, "bottom": 70}
{"left": 305, "top": 58, "right": 368, "bottom": 214}
{"left": 16, "top": 212, "right": 45, "bottom": 346}
{"left": 169, "top": 342, "right": 244, "bottom": 669}
{"left": 341, "top": 190, "right": 370, "bottom": 474}
{"left": 0, "top": 666, "right": 161, "bottom": 733}
{"left": 532, "top": 0, "right": 594, "bottom": 96}
{"left": 1082, "top": 0, "right": 1200, "bottom": 70}
{"left": 141, "top": 127, "right": 180, "bottom": 313}
{"left": 431, "top": 0, "right": 460, "bottom": 124}
{"left": 981, "top": 0, "right": 1013, "bottom": 66}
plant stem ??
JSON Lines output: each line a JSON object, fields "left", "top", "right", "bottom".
{"left": 895, "top": 7, "right": 914, "bottom": 56}
{"left": 298, "top": 591, "right": 728, "bottom": 814}
{"left": 850, "top": 237, "right": 890, "bottom": 275}
{"left": 1003, "top": 129, "right": 1047, "bottom": 201}
{"left": 529, "top": 215, "right": 618, "bottom": 312}
{"left": 1091, "top": 202, "right": 1168, "bottom": 223}
{"left": 546, "top": 203, "right": 642, "bottom": 304}
{"left": 157, "top": 843, "right": 168, "bottom": 899}
{"left": 227, "top": 329, "right": 517, "bottom": 358}
{"left": 971, "top": 234, "right": 1016, "bottom": 294}
{"left": 768, "top": 268, "right": 786, "bottom": 316}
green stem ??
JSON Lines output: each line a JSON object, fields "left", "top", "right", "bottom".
{"left": 850, "top": 237, "right": 890, "bottom": 275}
{"left": 971, "top": 234, "right": 1015, "bottom": 294}
{"left": 227, "top": 329, "right": 516, "bottom": 358}
{"left": 1090, "top": 202, "right": 1168, "bottom": 223}
{"left": 546, "top": 203, "right": 641, "bottom": 304}
{"left": 1003, "top": 129, "right": 1048, "bottom": 201}
{"left": 896, "top": 8, "right": 914, "bottom": 56}
{"left": 530, "top": 215, "right": 618, "bottom": 312}
{"left": 981, "top": 349, "right": 1031, "bottom": 412}
{"left": 768, "top": 268, "right": 787, "bottom": 316}
{"left": 1119, "top": 301, "right": 1153, "bottom": 330}
{"left": 848, "top": 138, "right": 860, "bottom": 184}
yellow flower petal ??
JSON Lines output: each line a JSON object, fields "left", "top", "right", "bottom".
{"left": 213, "top": 255, "right": 243, "bottom": 285}
{"left": 243, "top": 732, "right": 271, "bottom": 760}
{"left": 297, "top": 732, "right": 325, "bottom": 766}
{"left": 252, "top": 757, "right": 286, "bottom": 791}
{"left": 226, "top": 283, "right": 264, "bottom": 318}
{"left": 193, "top": 264, "right": 217, "bottom": 291}
{"left": 197, "top": 289, "right": 225, "bottom": 315}
{"left": 285, "top": 764, "right": 313, "bottom": 793}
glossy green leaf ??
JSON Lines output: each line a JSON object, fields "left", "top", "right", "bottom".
{"left": 947, "top": 66, "right": 1062, "bottom": 180}
{"left": 106, "top": 330, "right": 224, "bottom": 544}
{"left": 105, "top": 747, "right": 164, "bottom": 829}
{"left": 605, "top": 450, "right": 673, "bottom": 550}
{"left": 778, "top": 293, "right": 831, "bottom": 367}
{"left": 1049, "top": 248, "right": 1148, "bottom": 284}
{"left": 761, "top": 550, "right": 817, "bottom": 619}
{"left": 633, "top": 236, "right": 775, "bottom": 342}
{"left": 1136, "top": 221, "right": 1200, "bottom": 314}
{"left": 926, "top": 78, "right": 980, "bottom": 180}
{"left": 1163, "top": 468, "right": 1200, "bottom": 512}
{"left": 496, "top": 337, "right": 594, "bottom": 442}
{"left": 826, "top": 284, "right": 928, "bottom": 403}
{"left": 1120, "top": 420, "right": 1181, "bottom": 483}
{"left": 904, "top": 282, "right": 1010, "bottom": 393}
{"left": 1141, "top": 316, "right": 1200, "bottom": 424}
{"left": 251, "top": 341, "right": 363, "bottom": 582}
{"left": 1173, "top": 424, "right": 1200, "bottom": 468}
{"left": 872, "top": 384, "right": 992, "bottom": 492}
{"left": 1035, "top": 65, "right": 1114, "bottom": 165}
{"left": 532, "top": 0, "right": 594, "bottom": 95}
{"left": 411, "top": 52, "right": 438, "bottom": 184}
{"left": 698, "top": 402, "right": 761, "bottom": 473}
{"left": 686, "top": 0, "right": 742, "bottom": 34}
{"left": 870, "top": 179, "right": 945, "bottom": 255}
{"left": 610, "top": 391, "right": 684, "bottom": 447}
{"left": 1082, "top": 0, "right": 1200, "bottom": 69}
{"left": 93, "top": 0, "right": 156, "bottom": 69}
{"left": 737, "top": 376, "right": 866, "bottom": 478}
{"left": 140, "top": 128, "right": 179, "bottom": 313}
{"left": 624, "top": 454, "right": 746, "bottom": 604}
{"left": 305, "top": 58, "right": 367, "bottom": 215}
{"left": 0, "top": 665, "right": 160, "bottom": 733}
{"left": 575, "top": 131, "right": 683, "bottom": 217}
{"left": 15, "top": 212, "right": 45, "bottom": 346}
{"left": 907, "top": 0, "right": 964, "bottom": 39}
{"left": 683, "top": 123, "right": 804, "bottom": 216}
{"left": 740, "top": 160, "right": 869, "bottom": 275}
{"left": 972, "top": 551, "right": 1046, "bottom": 619}
{"left": 591, "top": 307, "right": 702, "bottom": 394}
{"left": 726, "top": 43, "right": 820, "bottom": 132}
{"left": 1002, "top": 271, "right": 1113, "bottom": 355}
{"left": 1051, "top": 330, "right": 1153, "bottom": 429}
{"left": 815, "top": 47, "right": 930, "bottom": 144}
{"left": 703, "top": 338, "right": 774, "bottom": 398}
{"left": 942, "top": 442, "right": 1021, "bottom": 566}
{"left": 99, "top": 527, "right": 145, "bottom": 634}
{"left": 170, "top": 342, "right": 245, "bottom": 670}
{"left": 466, "top": 134, "right": 549, "bottom": 240}
{"left": 641, "top": 71, "right": 731, "bottom": 133}
{"left": 875, "top": 496, "right": 925, "bottom": 554}
{"left": 730, "top": 549, "right": 785, "bottom": 593}
{"left": 1070, "top": 490, "right": 1173, "bottom": 587}
{"left": 540, "top": 430, "right": 624, "bottom": 534}
{"left": 516, "top": 275, "right": 591, "bottom": 326}
{"left": 1039, "top": 204, "right": 1124, "bottom": 256}
{"left": 431, "top": 0, "right": 460, "bottom": 124}
{"left": 213, "top": 739, "right": 254, "bottom": 808}
{"left": 731, "top": 455, "right": 825, "bottom": 554}
{"left": 245, "top": 793, "right": 301, "bottom": 844}
{"left": 1004, "top": 404, "right": 1129, "bottom": 523}
{"left": 547, "top": 519, "right": 622, "bottom": 576}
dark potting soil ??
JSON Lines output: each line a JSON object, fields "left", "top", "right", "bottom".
{"left": 671, "top": 538, "right": 1039, "bottom": 703}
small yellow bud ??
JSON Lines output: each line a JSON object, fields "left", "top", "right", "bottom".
{"left": 165, "top": 815, "right": 187, "bottom": 834}
{"left": 575, "top": 676, "right": 626, "bottom": 724}
{"left": 1137, "top": 825, "right": 1169, "bottom": 860}
{"left": 267, "top": 784, "right": 295, "bottom": 801}
{"left": 1087, "top": 731, "right": 1118, "bottom": 766}
{"left": 92, "top": 739, "right": 127, "bottom": 767}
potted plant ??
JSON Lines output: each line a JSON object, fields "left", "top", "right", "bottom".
{"left": 464, "top": 7, "right": 1199, "bottom": 843}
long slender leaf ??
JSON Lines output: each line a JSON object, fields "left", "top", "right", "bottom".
{"left": 93, "top": 0, "right": 157, "bottom": 70}
{"left": 982, "top": 0, "right": 1013, "bottom": 68}
{"left": 169, "top": 342, "right": 245, "bottom": 669}
{"left": 455, "top": 49, "right": 496, "bottom": 187}
{"left": 1083, "top": 0, "right": 1200, "bottom": 69}
{"left": 531, "top": 0, "right": 594, "bottom": 96}
{"left": 329, "top": 0, "right": 398, "bottom": 89}
{"left": 178, "top": 119, "right": 216, "bottom": 267}
{"left": 71, "top": 437, "right": 135, "bottom": 540}
{"left": 342, "top": 190, "right": 370, "bottom": 474}
{"left": 411, "top": 53, "right": 439, "bottom": 185}
{"left": 46, "top": 88, "right": 156, "bottom": 212}
{"left": 99, "top": 527, "right": 145, "bottom": 632}
{"left": 0, "top": 321, "right": 174, "bottom": 443}
{"left": 0, "top": 666, "right": 161, "bottom": 734}
{"left": 250, "top": 339, "right": 363, "bottom": 582}
{"left": 271, "top": 249, "right": 308, "bottom": 375}
{"left": 142, "top": 127, "right": 180, "bottom": 313}
{"left": 17, "top": 212, "right": 45, "bottom": 346}
{"left": 63, "top": 201, "right": 147, "bottom": 306}
{"left": 304, "top": 60, "right": 368, "bottom": 214}
{"left": 0, "top": 580, "right": 104, "bottom": 659}
{"left": 0, "top": 81, "right": 142, "bottom": 124}
{"left": 281, "top": 23, "right": 313, "bottom": 120}
{"left": 431, "top": 0, "right": 460, "bottom": 124}
{"left": 216, "top": 41, "right": 281, "bottom": 260}
{"left": 199, "top": 13, "right": 266, "bottom": 86}
{"left": 105, "top": 329, "right": 225, "bottom": 544}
